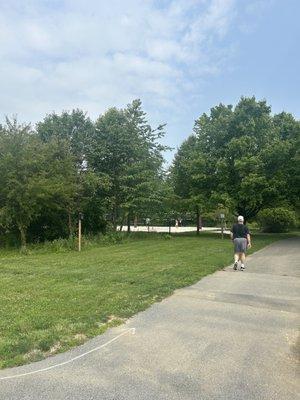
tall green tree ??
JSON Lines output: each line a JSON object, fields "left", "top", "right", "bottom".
{"left": 36, "top": 109, "right": 107, "bottom": 235}
{"left": 90, "top": 99, "right": 167, "bottom": 229}
{"left": 172, "top": 97, "right": 300, "bottom": 221}
{"left": 0, "top": 119, "right": 78, "bottom": 247}
{"left": 171, "top": 135, "right": 207, "bottom": 232}
{"left": 36, "top": 109, "right": 94, "bottom": 166}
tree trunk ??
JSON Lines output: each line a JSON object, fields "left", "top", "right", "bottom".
{"left": 19, "top": 225, "right": 27, "bottom": 249}
{"left": 127, "top": 212, "right": 131, "bottom": 233}
{"left": 112, "top": 201, "right": 119, "bottom": 230}
{"left": 68, "top": 211, "right": 73, "bottom": 237}
{"left": 196, "top": 205, "right": 200, "bottom": 235}
{"left": 112, "top": 208, "right": 117, "bottom": 230}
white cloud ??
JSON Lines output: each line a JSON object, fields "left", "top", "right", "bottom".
{"left": 0, "top": 0, "right": 238, "bottom": 125}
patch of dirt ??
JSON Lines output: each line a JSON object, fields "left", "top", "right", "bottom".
{"left": 74, "top": 333, "right": 87, "bottom": 342}
{"left": 97, "top": 315, "right": 126, "bottom": 328}
{"left": 48, "top": 342, "right": 62, "bottom": 355}
{"left": 23, "top": 349, "right": 44, "bottom": 362}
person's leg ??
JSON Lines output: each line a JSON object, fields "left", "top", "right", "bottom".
{"left": 233, "top": 253, "right": 239, "bottom": 269}
{"left": 240, "top": 252, "right": 246, "bottom": 269}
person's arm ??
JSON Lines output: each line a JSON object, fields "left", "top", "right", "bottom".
{"left": 247, "top": 231, "right": 251, "bottom": 248}
{"left": 230, "top": 225, "right": 234, "bottom": 240}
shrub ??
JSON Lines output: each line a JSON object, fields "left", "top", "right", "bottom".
{"left": 257, "top": 208, "right": 297, "bottom": 233}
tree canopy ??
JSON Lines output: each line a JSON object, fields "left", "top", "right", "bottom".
{"left": 171, "top": 97, "right": 300, "bottom": 222}
{"left": 0, "top": 100, "right": 168, "bottom": 246}
{"left": 0, "top": 96, "right": 299, "bottom": 247}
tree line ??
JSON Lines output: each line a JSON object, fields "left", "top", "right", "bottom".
{"left": 171, "top": 97, "right": 299, "bottom": 229}
{"left": 0, "top": 97, "right": 299, "bottom": 247}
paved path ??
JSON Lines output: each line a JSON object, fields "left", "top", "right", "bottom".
{"left": 1, "top": 238, "right": 299, "bottom": 399}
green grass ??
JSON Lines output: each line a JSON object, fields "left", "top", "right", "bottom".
{"left": 0, "top": 231, "right": 293, "bottom": 369}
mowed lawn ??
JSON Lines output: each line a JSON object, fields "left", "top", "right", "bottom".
{"left": 0, "top": 232, "right": 284, "bottom": 368}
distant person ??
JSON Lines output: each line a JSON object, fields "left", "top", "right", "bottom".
{"left": 230, "top": 215, "right": 251, "bottom": 270}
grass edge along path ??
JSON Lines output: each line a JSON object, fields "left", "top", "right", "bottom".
{"left": 0, "top": 232, "right": 294, "bottom": 369}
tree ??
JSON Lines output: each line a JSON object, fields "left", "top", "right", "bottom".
{"left": 0, "top": 119, "right": 78, "bottom": 247}
{"left": 36, "top": 109, "right": 94, "bottom": 167}
{"left": 171, "top": 135, "right": 207, "bottom": 232}
{"left": 36, "top": 109, "right": 107, "bottom": 236}
{"left": 172, "top": 97, "right": 300, "bottom": 222}
{"left": 90, "top": 99, "right": 168, "bottom": 229}
{"left": 272, "top": 112, "right": 300, "bottom": 212}
{"left": 0, "top": 119, "right": 36, "bottom": 246}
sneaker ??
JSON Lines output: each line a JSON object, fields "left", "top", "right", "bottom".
{"left": 233, "top": 262, "right": 238, "bottom": 270}
{"left": 240, "top": 264, "right": 246, "bottom": 270}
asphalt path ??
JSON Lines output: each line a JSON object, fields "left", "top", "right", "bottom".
{"left": 1, "top": 238, "right": 299, "bottom": 399}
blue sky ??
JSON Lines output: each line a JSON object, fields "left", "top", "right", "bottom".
{"left": 0, "top": 0, "right": 299, "bottom": 162}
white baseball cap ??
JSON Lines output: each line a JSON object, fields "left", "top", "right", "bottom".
{"left": 237, "top": 215, "right": 244, "bottom": 222}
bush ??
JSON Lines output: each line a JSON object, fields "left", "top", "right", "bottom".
{"left": 257, "top": 208, "right": 297, "bottom": 233}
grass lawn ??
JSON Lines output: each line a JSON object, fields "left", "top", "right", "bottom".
{"left": 0, "top": 231, "right": 292, "bottom": 368}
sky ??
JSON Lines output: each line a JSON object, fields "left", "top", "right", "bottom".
{"left": 0, "top": 0, "right": 299, "bottom": 162}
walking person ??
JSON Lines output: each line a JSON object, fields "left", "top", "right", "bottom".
{"left": 230, "top": 215, "right": 251, "bottom": 270}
